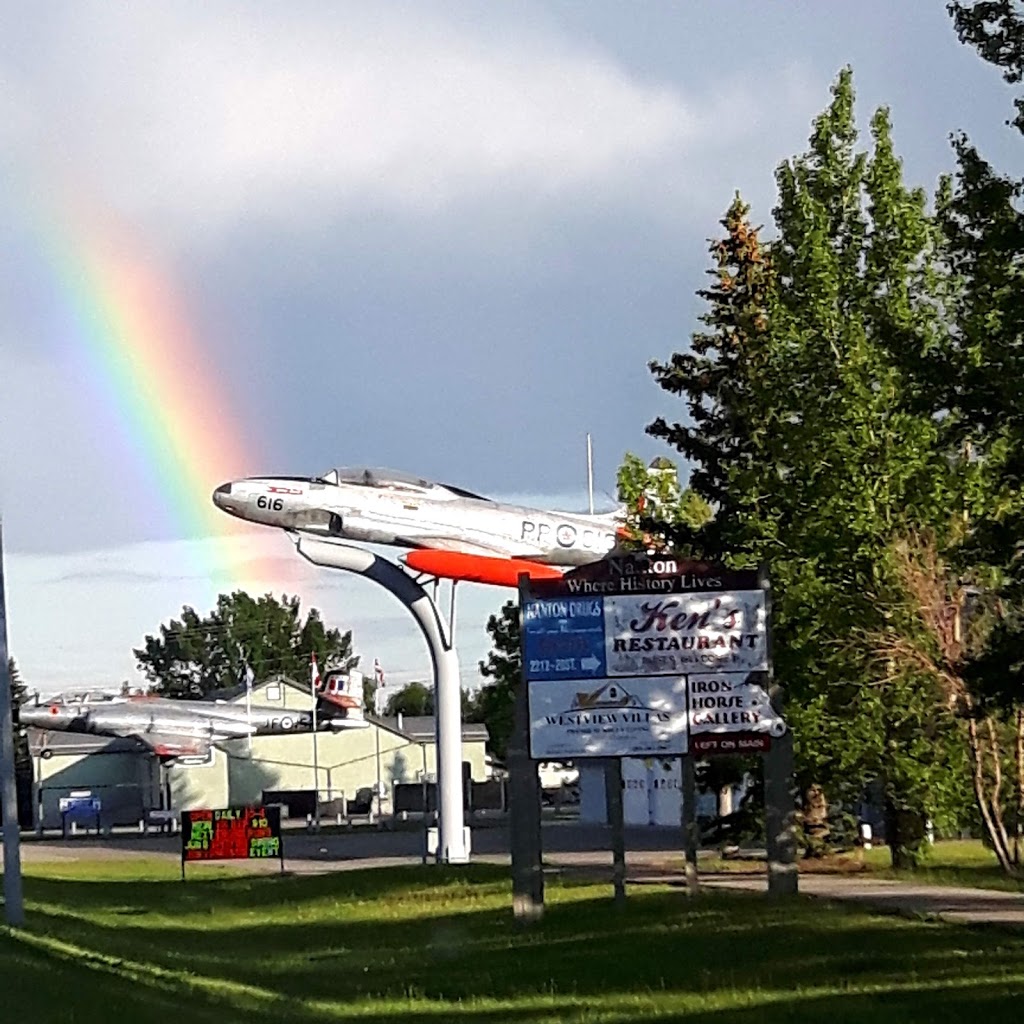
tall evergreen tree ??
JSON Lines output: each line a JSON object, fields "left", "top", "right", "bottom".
{"left": 8, "top": 657, "right": 27, "bottom": 709}
{"left": 647, "top": 194, "right": 774, "bottom": 558}
{"left": 8, "top": 658, "right": 31, "bottom": 783}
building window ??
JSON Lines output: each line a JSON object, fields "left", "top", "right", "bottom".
{"left": 266, "top": 683, "right": 282, "bottom": 702}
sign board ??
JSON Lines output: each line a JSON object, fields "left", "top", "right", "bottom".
{"left": 522, "top": 558, "right": 782, "bottom": 758}
{"left": 522, "top": 596, "right": 606, "bottom": 680}
{"left": 58, "top": 795, "right": 101, "bottom": 815}
{"left": 527, "top": 554, "right": 760, "bottom": 597}
{"left": 180, "top": 806, "right": 284, "bottom": 875}
{"left": 528, "top": 676, "right": 688, "bottom": 758}
{"left": 690, "top": 731, "right": 771, "bottom": 756}
{"left": 603, "top": 592, "right": 767, "bottom": 675}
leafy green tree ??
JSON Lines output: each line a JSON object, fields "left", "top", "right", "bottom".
{"left": 644, "top": 69, "right": 971, "bottom": 866}
{"left": 135, "top": 591, "right": 357, "bottom": 698}
{"left": 896, "top": 12, "right": 1024, "bottom": 868}
{"left": 381, "top": 680, "right": 481, "bottom": 721}
{"left": 615, "top": 454, "right": 712, "bottom": 554}
{"left": 362, "top": 675, "right": 379, "bottom": 715}
{"left": 384, "top": 681, "right": 434, "bottom": 717}
{"left": 476, "top": 600, "right": 520, "bottom": 762}
{"left": 948, "top": 1, "right": 1024, "bottom": 131}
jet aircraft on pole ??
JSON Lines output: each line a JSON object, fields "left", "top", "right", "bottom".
{"left": 212, "top": 466, "right": 624, "bottom": 586}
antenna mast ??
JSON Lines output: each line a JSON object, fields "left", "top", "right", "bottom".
{"left": 586, "top": 433, "right": 595, "bottom": 514}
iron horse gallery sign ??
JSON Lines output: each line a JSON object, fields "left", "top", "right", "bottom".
{"left": 520, "top": 555, "right": 785, "bottom": 759}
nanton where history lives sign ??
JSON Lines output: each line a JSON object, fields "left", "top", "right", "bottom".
{"left": 521, "top": 556, "right": 785, "bottom": 759}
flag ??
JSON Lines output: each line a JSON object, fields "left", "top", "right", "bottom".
{"left": 373, "top": 658, "right": 385, "bottom": 687}
{"left": 311, "top": 652, "right": 322, "bottom": 692}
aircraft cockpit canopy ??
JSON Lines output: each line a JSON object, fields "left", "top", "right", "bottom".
{"left": 319, "top": 467, "right": 493, "bottom": 502}
{"left": 49, "top": 691, "right": 125, "bottom": 706}
{"left": 322, "top": 467, "right": 433, "bottom": 492}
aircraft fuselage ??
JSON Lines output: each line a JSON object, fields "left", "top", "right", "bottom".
{"left": 212, "top": 468, "right": 620, "bottom": 566}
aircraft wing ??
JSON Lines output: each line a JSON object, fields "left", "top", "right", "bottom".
{"left": 403, "top": 536, "right": 546, "bottom": 559}
{"left": 134, "top": 731, "right": 213, "bottom": 759}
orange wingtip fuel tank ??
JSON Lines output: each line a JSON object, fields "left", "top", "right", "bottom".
{"left": 401, "top": 549, "right": 564, "bottom": 587}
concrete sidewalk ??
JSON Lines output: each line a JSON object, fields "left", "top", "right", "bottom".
{"left": 701, "top": 871, "right": 1024, "bottom": 927}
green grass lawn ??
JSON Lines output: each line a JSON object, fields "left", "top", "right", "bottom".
{"left": 698, "top": 838, "right": 1024, "bottom": 893}
{"left": 819, "top": 839, "right": 1024, "bottom": 892}
{"left": 861, "top": 839, "right": 1024, "bottom": 891}
{"left": 3, "top": 859, "right": 1024, "bottom": 1022}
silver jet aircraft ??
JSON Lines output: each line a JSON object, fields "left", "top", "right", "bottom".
{"left": 20, "top": 684, "right": 367, "bottom": 760}
{"left": 212, "top": 466, "right": 624, "bottom": 586}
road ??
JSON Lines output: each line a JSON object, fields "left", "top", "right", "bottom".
{"left": 10, "top": 819, "right": 688, "bottom": 873}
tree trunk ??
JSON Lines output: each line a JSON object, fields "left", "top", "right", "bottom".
{"left": 802, "top": 784, "right": 830, "bottom": 857}
{"left": 885, "top": 797, "right": 927, "bottom": 870}
{"left": 1015, "top": 708, "right": 1024, "bottom": 867}
{"left": 986, "top": 717, "right": 1013, "bottom": 859}
{"left": 967, "top": 715, "right": 1014, "bottom": 872}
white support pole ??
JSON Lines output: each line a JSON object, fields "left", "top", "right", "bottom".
{"left": 0, "top": 521, "right": 25, "bottom": 926}
{"left": 294, "top": 537, "right": 468, "bottom": 864}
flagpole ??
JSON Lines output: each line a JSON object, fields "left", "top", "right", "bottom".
{"left": 587, "top": 432, "right": 595, "bottom": 514}
{"left": 245, "top": 666, "right": 253, "bottom": 756}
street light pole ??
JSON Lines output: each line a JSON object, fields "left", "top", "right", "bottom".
{"left": 0, "top": 521, "right": 25, "bottom": 926}
{"left": 294, "top": 536, "right": 468, "bottom": 864}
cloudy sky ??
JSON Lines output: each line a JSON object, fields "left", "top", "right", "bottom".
{"left": 1, "top": 2, "right": 1020, "bottom": 695}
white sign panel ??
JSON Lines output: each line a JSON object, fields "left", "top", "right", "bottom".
{"left": 687, "top": 673, "right": 786, "bottom": 737}
{"left": 528, "top": 676, "right": 688, "bottom": 759}
{"left": 622, "top": 756, "right": 683, "bottom": 826}
{"left": 603, "top": 590, "right": 768, "bottom": 677}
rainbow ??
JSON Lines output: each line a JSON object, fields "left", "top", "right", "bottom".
{"left": 31, "top": 194, "right": 293, "bottom": 587}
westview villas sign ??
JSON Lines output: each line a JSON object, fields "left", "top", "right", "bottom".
{"left": 528, "top": 676, "right": 688, "bottom": 759}
{"left": 525, "top": 671, "right": 784, "bottom": 759}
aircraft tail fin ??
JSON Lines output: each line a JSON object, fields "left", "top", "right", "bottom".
{"left": 317, "top": 669, "right": 365, "bottom": 721}
{"left": 585, "top": 505, "right": 625, "bottom": 523}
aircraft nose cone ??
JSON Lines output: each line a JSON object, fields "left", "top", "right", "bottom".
{"left": 19, "top": 704, "right": 59, "bottom": 728}
{"left": 212, "top": 482, "right": 232, "bottom": 509}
